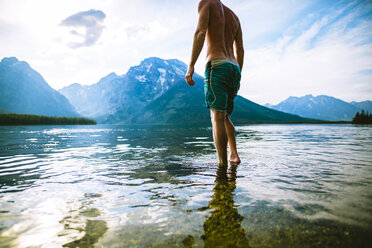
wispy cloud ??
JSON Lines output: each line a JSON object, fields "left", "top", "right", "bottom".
{"left": 240, "top": 0, "right": 372, "bottom": 104}
{"left": 60, "top": 9, "right": 106, "bottom": 49}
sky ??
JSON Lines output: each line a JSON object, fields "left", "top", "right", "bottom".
{"left": 0, "top": 0, "right": 371, "bottom": 105}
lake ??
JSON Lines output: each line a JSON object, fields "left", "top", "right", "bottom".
{"left": 0, "top": 124, "right": 371, "bottom": 247}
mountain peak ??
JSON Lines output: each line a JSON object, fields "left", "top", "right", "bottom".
{"left": 137, "top": 57, "right": 168, "bottom": 70}
{"left": 142, "top": 57, "right": 164, "bottom": 64}
{"left": 93, "top": 72, "right": 119, "bottom": 88}
{"left": 127, "top": 57, "right": 187, "bottom": 80}
{"left": 1, "top": 57, "right": 19, "bottom": 65}
{"left": 267, "top": 94, "right": 362, "bottom": 121}
{"left": 138, "top": 57, "right": 187, "bottom": 70}
{"left": 100, "top": 72, "right": 118, "bottom": 81}
{"left": 0, "top": 57, "right": 77, "bottom": 117}
{"left": 350, "top": 100, "right": 372, "bottom": 113}
{"left": 1, "top": 57, "right": 31, "bottom": 70}
{"left": 69, "top": 83, "right": 82, "bottom": 88}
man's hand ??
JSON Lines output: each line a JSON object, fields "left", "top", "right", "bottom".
{"left": 185, "top": 65, "right": 195, "bottom": 86}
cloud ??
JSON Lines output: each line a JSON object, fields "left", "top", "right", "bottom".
{"left": 60, "top": 9, "right": 106, "bottom": 49}
{"left": 125, "top": 25, "right": 149, "bottom": 38}
{"left": 239, "top": 0, "right": 372, "bottom": 104}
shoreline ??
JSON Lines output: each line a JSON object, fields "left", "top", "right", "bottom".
{"left": 0, "top": 113, "right": 96, "bottom": 125}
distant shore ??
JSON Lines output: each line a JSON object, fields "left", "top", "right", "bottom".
{"left": 233, "top": 120, "right": 351, "bottom": 125}
{"left": 0, "top": 113, "right": 96, "bottom": 125}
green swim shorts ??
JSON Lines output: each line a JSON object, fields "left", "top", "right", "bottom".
{"left": 204, "top": 59, "right": 241, "bottom": 115}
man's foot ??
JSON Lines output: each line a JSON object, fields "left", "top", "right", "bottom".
{"left": 229, "top": 154, "right": 241, "bottom": 165}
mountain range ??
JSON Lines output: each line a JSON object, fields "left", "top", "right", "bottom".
{"left": 4, "top": 56, "right": 365, "bottom": 124}
{"left": 59, "top": 57, "right": 315, "bottom": 124}
{"left": 0, "top": 57, "right": 77, "bottom": 117}
{"left": 265, "top": 95, "right": 371, "bottom": 121}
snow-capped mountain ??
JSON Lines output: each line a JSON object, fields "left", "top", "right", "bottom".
{"left": 265, "top": 94, "right": 363, "bottom": 121}
{"left": 116, "top": 57, "right": 187, "bottom": 107}
{"left": 59, "top": 57, "right": 188, "bottom": 121}
{"left": 60, "top": 57, "right": 316, "bottom": 124}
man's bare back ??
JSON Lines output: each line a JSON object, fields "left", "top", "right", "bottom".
{"left": 204, "top": 1, "right": 243, "bottom": 66}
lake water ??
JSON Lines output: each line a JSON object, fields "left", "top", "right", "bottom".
{"left": 0, "top": 124, "right": 371, "bottom": 248}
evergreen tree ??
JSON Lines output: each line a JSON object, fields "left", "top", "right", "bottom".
{"left": 352, "top": 110, "right": 372, "bottom": 124}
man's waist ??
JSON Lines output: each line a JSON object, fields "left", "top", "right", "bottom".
{"left": 207, "top": 59, "right": 239, "bottom": 68}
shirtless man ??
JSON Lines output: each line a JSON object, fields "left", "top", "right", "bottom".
{"left": 185, "top": 0, "right": 244, "bottom": 166}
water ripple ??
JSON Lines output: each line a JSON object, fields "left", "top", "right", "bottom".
{"left": 0, "top": 124, "right": 371, "bottom": 247}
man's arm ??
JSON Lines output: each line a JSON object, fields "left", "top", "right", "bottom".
{"left": 234, "top": 22, "right": 244, "bottom": 71}
{"left": 185, "top": 0, "right": 210, "bottom": 86}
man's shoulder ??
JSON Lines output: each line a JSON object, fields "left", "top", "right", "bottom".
{"left": 223, "top": 4, "right": 240, "bottom": 23}
{"left": 223, "top": 5, "right": 239, "bottom": 19}
{"left": 199, "top": 0, "right": 214, "bottom": 4}
{"left": 199, "top": 0, "right": 218, "bottom": 9}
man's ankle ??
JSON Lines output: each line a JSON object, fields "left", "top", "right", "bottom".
{"left": 230, "top": 152, "right": 238, "bottom": 158}
{"left": 218, "top": 159, "right": 228, "bottom": 166}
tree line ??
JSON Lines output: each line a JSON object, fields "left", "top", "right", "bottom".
{"left": 0, "top": 113, "right": 96, "bottom": 125}
{"left": 352, "top": 110, "right": 372, "bottom": 124}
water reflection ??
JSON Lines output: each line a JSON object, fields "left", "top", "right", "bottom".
{"left": 61, "top": 193, "right": 108, "bottom": 248}
{"left": 202, "top": 165, "right": 250, "bottom": 247}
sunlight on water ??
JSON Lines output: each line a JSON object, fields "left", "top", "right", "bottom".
{"left": 0, "top": 124, "right": 371, "bottom": 247}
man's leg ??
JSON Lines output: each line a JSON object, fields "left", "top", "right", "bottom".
{"left": 225, "top": 116, "right": 241, "bottom": 164}
{"left": 210, "top": 109, "right": 228, "bottom": 165}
